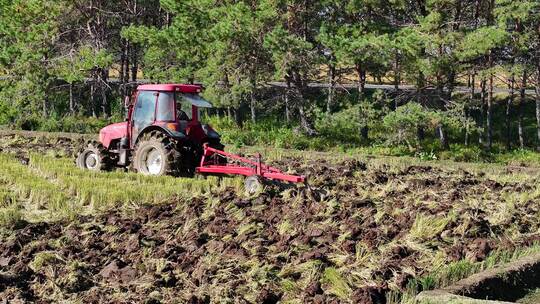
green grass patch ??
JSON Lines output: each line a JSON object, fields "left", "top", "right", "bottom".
{"left": 321, "top": 267, "right": 352, "bottom": 300}
{"left": 393, "top": 243, "right": 540, "bottom": 303}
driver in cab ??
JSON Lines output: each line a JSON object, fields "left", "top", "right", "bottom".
{"left": 177, "top": 101, "right": 190, "bottom": 121}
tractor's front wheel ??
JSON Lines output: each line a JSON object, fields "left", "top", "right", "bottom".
{"left": 76, "top": 142, "right": 112, "bottom": 172}
{"left": 133, "top": 132, "right": 180, "bottom": 176}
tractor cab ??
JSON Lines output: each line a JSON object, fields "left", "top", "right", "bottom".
{"left": 127, "top": 84, "right": 217, "bottom": 148}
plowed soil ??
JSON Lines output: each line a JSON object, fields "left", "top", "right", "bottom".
{"left": 0, "top": 132, "right": 91, "bottom": 156}
{"left": 1, "top": 132, "right": 539, "bottom": 303}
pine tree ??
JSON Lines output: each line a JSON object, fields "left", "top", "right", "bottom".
{"left": 122, "top": 0, "right": 213, "bottom": 82}
{"left": 317, "top": 1, "right": 347, "bottom": 114}
{"left": 0, "top": 0, "right": 66, "bottom": 118}
{"left": 201, "top": 0, "right": 273, "bottom": 124}
{"left": 335, "top": 0, "right": 394, "bottom": 141}
{"left": 495, "top": 0, "right": 539, "bottom": 148}
{"left": 263, "top": 0, "right": 324, "bottom": 135}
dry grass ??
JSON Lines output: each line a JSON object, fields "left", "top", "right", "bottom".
{"left": 0, "top": 153, "right": 244, "bottom": 225}
{"left": 1, "top": 139, "right": 540, "bottom": 303}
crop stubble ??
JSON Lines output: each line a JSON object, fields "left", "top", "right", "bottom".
{"left": 0, "top": 133, "right": 539, "bottom": 303}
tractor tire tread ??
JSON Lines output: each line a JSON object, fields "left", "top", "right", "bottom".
{"left": 132, "top": 132, "right": 180, "bottom": 176}
{"left": 76, "top": 141, "right": 113, "bottom": 171}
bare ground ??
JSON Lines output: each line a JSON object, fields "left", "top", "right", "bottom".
{"left": 0, "top": 132, "right": 539, "bottom": 303}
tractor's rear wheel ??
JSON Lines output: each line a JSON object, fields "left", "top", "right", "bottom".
{"left": 76, "top": 142, "right": 112, "bottom": 172}
{"left": 133, "top": 132, "right": 180, "bottom": 176}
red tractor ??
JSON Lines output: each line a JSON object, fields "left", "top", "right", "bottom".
{"left": 77, "top": 84, "right": 222, "bottom": 176}
{"left": 77, "top": 84, "right": 304, "bottom": 192}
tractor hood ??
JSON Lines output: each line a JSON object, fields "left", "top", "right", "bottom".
{"left": 99, "top": 122, "right": 128, "bottom": 149}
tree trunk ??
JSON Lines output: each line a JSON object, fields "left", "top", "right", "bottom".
{"left": 326, "top": 64, "right": 336, "bottom": 113}
{"left": 536, "top": 23, "right": 540, "bottom": 150}
{"left": 435, "top": 65, "right": 448, "bottom": 149}
{"left": 417, "top": 126, "right": 425, "bottom": 143}
{"left": 42, "top": 55, "right": 49, "bottom": 118}
{"left": 234, "top": 107, "right": 243, "bottom": 128}
{"left": 466, "top": 72, "right": 475, "bottom": 146}
{"left": 393, "top": 49, "right": 401, "bottom": 109}
{"left": 416, "top": 71, "right": 426, "bottom": 105}
{"left": 468, "top": 0, "right": 480, "bottom": 146}
{"left": 43, "top": 94, "right": 48, "bottom": 118}
{"left": 437, "top": 125, "right": 449, "bottom": 150}
{"left": 356, "top": 63, "right": 366, "bottom": 99}
{"left": 485, "top": 0, "right": 495, "bottom": 149}
{"left": 487, "top": 52, "right": 494, "bottom": 149}
{"left": 464, "top": 107, "right": 470, "bottom": 146}
{"left": 356, "top": 63, "right": 368, "bottom": 141}
{"left": 290, "top": 71, "right": 317, "bottom": 136}
{"left": 479, "top": 79, "right": 486, "bottom": 145}
{"left": 447, "top": 70, "right": 456, "bottom": 102}
{"left": 285, "top": 79, "right": 292, "bottom": 123}
{"left": 296, "top": 91, "right": 317, "bottom": 136}
{"left": 393, "top": 51, "right": 400, "bottom": 91}
{"left": 487, "top": 74, "right": 494, "bottom": 149}
{"left": 101, "top": 89, "right": 108, "bottom": 118}
{"left": 506, "top": 73, "right": 515, "bottom": 150}
{"left": 125, "top": 42, "right": 131, "bottom": 84}
{"left": 536, "top": 65, "right": 540, "bottom": 150}
{"left": 284, "top": 92, "right": 291, "bottom": 124}
{"left": 298, "top": 103, "right": 316, "bottom": 136}
{"left": 77, "top": 86, "right": 82, "bottom": 116}
{"left": 69, "top": 83, "right": 75, "bottom": 114}
{"left": 101, "top": 69, "right": 110, "bottom": 118}
{"left": 518, "top": 70, "right": 527, "bottom": 149}
{"left": 250, "top": 91, "right": 256, "bottom": 123}
{"left": 131, "top": 46, "right": 138, "bottom": 82}
{"left": 360, "top": 126, "right": 369, "bottom": 141}
{"left": 120, "top": 42, "right": 125, "bottom": 83}
{"left": 90, "top": 82, "right": 97, "bottom": 118}
{"left": 119, "top": 39, "right": 127, "bottom": 97}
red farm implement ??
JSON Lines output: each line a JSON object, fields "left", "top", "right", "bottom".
{"left": 197, "top": 144, "right": 305, "bottom": 192}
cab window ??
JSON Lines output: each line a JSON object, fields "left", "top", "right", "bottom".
{"left": 134, "top": 91, "right": 156, "bottom": 127}
{"left": 156, "top": 92, "right": 175, "bottom": 121}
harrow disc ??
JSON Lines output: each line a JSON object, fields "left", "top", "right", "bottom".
{"left": 244, "top": 175, "right": 264, "bottom": 195}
